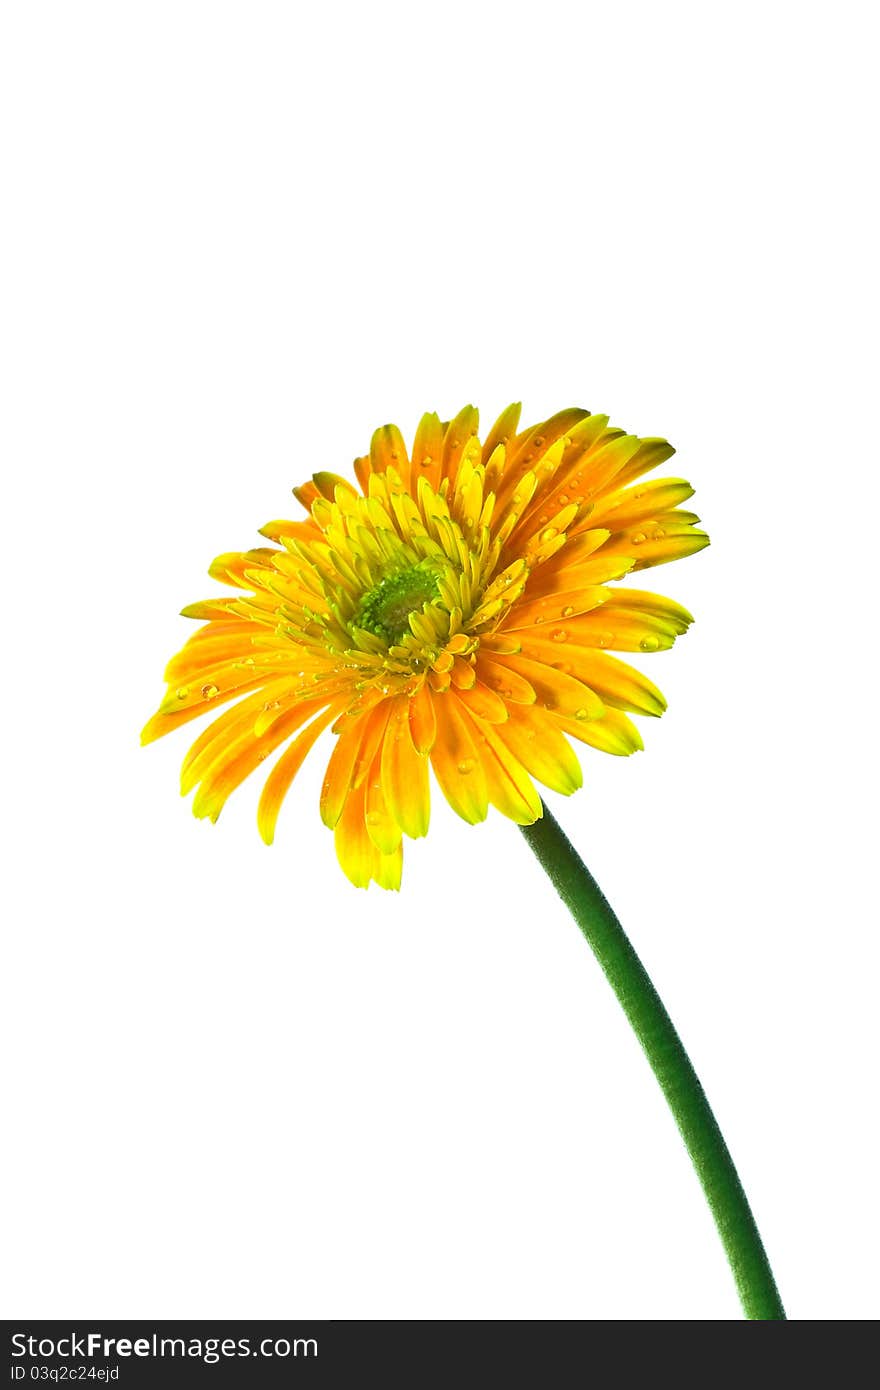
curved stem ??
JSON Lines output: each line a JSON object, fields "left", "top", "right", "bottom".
{"left": 520, "top": 803, "right": 785, "bottom": 1321}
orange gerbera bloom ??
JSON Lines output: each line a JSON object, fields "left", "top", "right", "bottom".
{"left": 142, "top": 405, "right": 708, "bottom": 887}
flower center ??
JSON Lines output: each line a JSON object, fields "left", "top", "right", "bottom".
{"left": 355, "top": 560, "right": 442, "bottom": 644}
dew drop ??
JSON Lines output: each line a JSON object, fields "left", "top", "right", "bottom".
{"left": 366, "top": 810, "right": 382, "bottom": 826}
{"left": 457, "top": 757, "right": 476, "bottom": 775}
{"left": 533, "top": 435, "right": 545, "bottom": 447}
{"left": 175, "top": 686, "right": 189, "bottom": 701}
{"left": 200, "top": 683, "right": 219, "bottom": 699}
{"left": 420, "top": 455, "right": 433, "bottom": 468}
{"left": 640, "top": 636, "right": 660, "bottom": 652}
{"left": 561, "top": 605, "right": 574, "bottom": 617}
{"left": 551, "top": 629, "right": 568, "bottom": 642}
{"left": 539, "top": 527, "right": 558, "bottom": 543}
{"left": 631, "top": 531, "right": 646, "bottom": 544}
{"left": 574, "top": 708, "right": 590, "bottom": 721}
{"left": 557, "top": 493, "right": 569, "bottom": 504}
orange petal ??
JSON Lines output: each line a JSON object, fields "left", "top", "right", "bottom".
{"left": 481, "top": 402, "right": 521, "bottom": 463}
{"left": 381, "top": 698, "right": 430, "bottom": 839}
{"left": 477, "top": 657, "right": 536, "bottom": 705}
{"left": 455, "top": 679, "right": 509, "bottom": 724}
{"left": 190, "top": 701, "right": 325, "bottom": 823}
{"left": 556, "top": 707, "right": 644, "bottom": 755}
{"left": 140, "top": 674, "right": 268, "bottom": 745}
{"left": 536, "top": 648, "right": 667, "bottom": 717}
{"left": 257, "top": 703, "right": 341, "bottom": 843}
{"left": 334, "top": 779, "right": 402, "bottom": 890}
{"left": 458, "top": 708, "right": 542, "bottom": 824}
{"left": 494, "top": 705, "right": 583, "bottom": 795}
{"left": 441, "top": 406, "right": 479, "bottom": 487}
{"left": 428, "top": 692, "right": 488, "bottom": 823}
{"left": 320, "top": 708, "right": 377, "bottom": 829}
{"left": 411, "top": 411, "right": 444, "bottom": 492}
{"left": 364, "top": 741, "right": 403, "bottom": 854}
{"left": 370, "top": 423, "right": 410, "bottom": 490}
{"left": 408, "top": 681, "right": 437, "bottom": 754}
{"left": 498, "top": 653, "right": 605, "bottom": 721}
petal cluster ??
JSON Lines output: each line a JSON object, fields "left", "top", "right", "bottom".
{"left": 142, "top": 405, "right": 708, "bottom": 887}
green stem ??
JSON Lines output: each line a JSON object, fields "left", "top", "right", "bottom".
{"left": 520, "top": 803, "right": 785, "bottom": 1321}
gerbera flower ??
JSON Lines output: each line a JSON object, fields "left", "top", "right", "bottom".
{"left": 142, "top": 404, "right": 708, "bottom": 888}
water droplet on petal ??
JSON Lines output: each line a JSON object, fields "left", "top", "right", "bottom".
{"left": 551, "top": 629, "right": 568, "bottom": 642}
{"left": 420, "top": 455, "right": 433, "bottom": 468}
{"left": 366, "top": 811, "right": 382, "bottom": 826}
{"left": 201, "top": 683, "right": 219, "bottom": 699}
{"left": 640, "top": 636, "right": 660, "bottom": 652}
{"left": 574, "top": 708, "right": 590, "bottom": 721}
{"left": 557, "top": 493, "right": 569, "bottom": 504}
{"left": 561, "top": 605, "right": 574, "bottom": 617}
{"left": 539, "top": 527, "right": 558, "bottom": 543}
{"left": 457, "top": 757, "right": 476, "bottom": 775}
{"left": 631, "top": 531, "right": 646, "bottom": 544}
{"left": 533, "top": 435, "right": 545, "bottom": 447}
{"left": 175, "top": 687, "right": 189, "bottom": 701}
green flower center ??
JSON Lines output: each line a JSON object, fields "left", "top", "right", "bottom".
{"left": 355, "top": 561, "right": 442, "bottom": 643}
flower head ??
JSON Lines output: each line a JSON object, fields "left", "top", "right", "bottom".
{"left": 142, "top": 405, "right": 708, "bottom": 887}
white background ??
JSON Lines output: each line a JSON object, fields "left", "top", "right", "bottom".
{"left": 2, "top": 2, "right": 877, "bottom": 1321}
